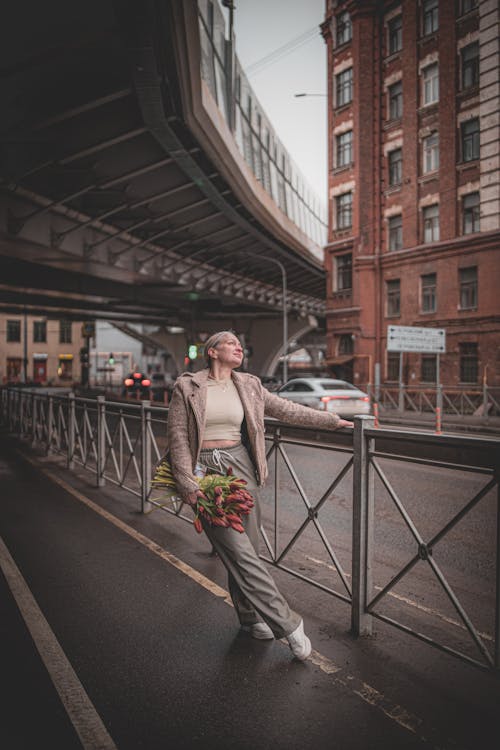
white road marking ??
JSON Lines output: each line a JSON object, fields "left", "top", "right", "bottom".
{"left": 21, "top": 454, "right": 467, "bottom": 749}
{"left": 0, "top": 536, "right": 117, "bottom": 750}
{"left": 306, "top": 554, "right": 494, "bottom": 642}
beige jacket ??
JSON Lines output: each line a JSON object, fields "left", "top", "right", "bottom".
{"left": 167, "top": 369, "right": 342, "bottom": 497}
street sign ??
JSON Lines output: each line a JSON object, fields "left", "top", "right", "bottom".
{"left": 387, "top": 325, "right": 446, "bottom": 353}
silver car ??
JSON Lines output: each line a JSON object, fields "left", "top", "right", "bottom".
{"left": 277, "top": 378, "right": 371, "bottom": 416}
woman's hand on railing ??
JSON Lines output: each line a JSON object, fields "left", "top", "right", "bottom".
{"left": 337, "top": 418, "right": 354, "bottom": 429}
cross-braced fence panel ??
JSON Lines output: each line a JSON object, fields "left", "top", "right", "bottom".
{"left": 363, "top": 427, "right": 499, "bottom": 673}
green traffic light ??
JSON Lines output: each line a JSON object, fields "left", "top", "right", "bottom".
{"left": 188, "top": 345, "right": 197, "bottom": 360}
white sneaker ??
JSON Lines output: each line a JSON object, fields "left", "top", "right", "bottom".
{"left": 286, "top": 620, "right": 311, "bottom": 660}
{"left": 242, "top": 622, "right": 275, "bottom": 640}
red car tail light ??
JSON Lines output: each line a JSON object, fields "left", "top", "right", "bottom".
{"left": 124, "top": 378, "right": 134, "bottom": 387}
{"left": 141, "top": 379, "right": 151, "bottom": 387}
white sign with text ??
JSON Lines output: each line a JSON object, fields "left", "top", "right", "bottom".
{"left": 387, "top": 325, "right": 446, "bottom": 353}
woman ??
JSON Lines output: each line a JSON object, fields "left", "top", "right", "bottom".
{"left": 167, "top": 331, "right": 353, "bottom": 660}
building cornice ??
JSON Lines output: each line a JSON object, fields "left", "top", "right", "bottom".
{"left": 326, "top": 306, "right": 362, "bottom": 317}
{"left": 380, "top": 231, "right": 500, "bottom": 269}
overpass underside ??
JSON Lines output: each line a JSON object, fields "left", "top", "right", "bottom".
{"left": 0, "top": 0, "right": 327, "bottom": 373}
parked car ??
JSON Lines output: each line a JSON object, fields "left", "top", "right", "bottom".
{"left": 277, "top": 378, "right": 371, "bottom": 416}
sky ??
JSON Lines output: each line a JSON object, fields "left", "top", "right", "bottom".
{"left": 221, "top": 0, "right": 328, "bottom": 204}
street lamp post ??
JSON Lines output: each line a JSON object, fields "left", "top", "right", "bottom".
{"left": 228, "top": 251, "right": 288, "bottom": 384}
{"left": 185, "top": 246, "right": 290, "bottom": 384}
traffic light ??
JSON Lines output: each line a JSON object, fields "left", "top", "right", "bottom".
{"left": 108, "top": 353, "right": 115, "bottom": 365}
{"left": 80, "top": 347, "right": 89, "bottom": 365}
{"left": 188, "top": 344, "right": 198, "bottom": 360}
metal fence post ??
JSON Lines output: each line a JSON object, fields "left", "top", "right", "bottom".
{"left": 67, "top": 392, "right": 75, "bottom": 469}
{"left": 46, "top": 395, "right": 54, "bottom": 454}
{"left": 96, "top": 395, "right": 106, "bottom": 487}
{"left": 141, "top": 400, "right": 152, "bottom": 513}
{"left": 483, "top": 383, "right": 489, "bottom": 420}
{"left": 351, "top": 415, "right": 375, "bottom": 636}
{"left": 31, "top": 392, "right": 37, "bottom": 446}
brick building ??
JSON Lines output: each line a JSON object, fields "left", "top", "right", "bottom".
{"left": 0, "top": 315, "right": 84, "bottom": 385}
{"left": 322, "top": 0, "right": 500, "bottom": 389}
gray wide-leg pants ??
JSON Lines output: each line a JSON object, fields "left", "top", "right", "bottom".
{"left": 198, "top": 443, "right": 301, "bottom": 639}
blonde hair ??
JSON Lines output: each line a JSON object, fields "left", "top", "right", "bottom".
{"left": 203, "top": 330, "right": 238, "bottom": 365}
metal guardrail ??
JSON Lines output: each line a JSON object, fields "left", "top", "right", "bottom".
{"left": 368, "top": 384, "right": 500, "bottom": 418}
{"left": 1, "top": 387, "right": 499, "bottom": 675}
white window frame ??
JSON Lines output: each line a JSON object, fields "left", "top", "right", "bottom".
{"left": 422, "top": 132, "right": 439, "bottom": 174}
{"left": 423, "top": 204, "right": 440, "bottom": 243}
{"left": 422, "top": 63, "right": 439, "bottom": 106}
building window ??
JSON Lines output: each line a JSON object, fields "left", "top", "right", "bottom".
{"left": 388, "top": 15, "right": 403, "bottom": 54}
{"left": 336, "top": 68, "right": 353, "bottom": 107}
{"left": 33, "top": 320, "right": 47, "bottom": 343}
{"left": 386, "top": 279, "right": 401, "bottom": 316}
{"left": 387, "top": 353, "right": 400, "bottom": 381}
{"left": 461, "top": 118, "right": 480, "bottom": 162}
{"left": 459, "top": 343, "right": 478, "bottom": 383}
{"left": 422, "top": 0, "right": 438, "bottom": 36}
{"left": 336, "top": 11, "right": 352, "bottom": 46}
{"left": 6, "top": 319, "right": 21, "bottom": 342}
{"left": 461, "top": 42, "right": 479, "bottom": 90}
{"left": 422, "top": 132, "right": 439, "bottom": 173}
{"left": 388, "top": 215, "right": 403, "bottom": 251}
{"left": 389, "top": 148, "right": 403, "bottom": 185}
{"left": 336, "top": 253, "right": 352, "bottom": 291}
{"left": 421, "top": 355, "right": 437, "bottom": 382}
{"left": 459, "top": 266, "right": 478, "bottom": 309}
{"left": 338, "top": 334, "right": 354, "bottom": 355}
{"left": 59, "top": 320, "right": 72, "bottom": 344}
{"left": 423, "top": 204, "right": 439, "bottom": 243}
{"left": 388, "top": 81, "right": 403, "bottom": 120}
{"left": 463, "top": 192, "right": 480, "bottom": 235}
{"left": 336, "top": 131, "right": 353, "bottom": 167}
{"left": 461, "top": 0, "right": 478, "bottom": 15}
{"left": 422, "top": 63, "right": 439, "bottom": 105}
{"left": 336, "top": 192, "right": 352, "bottom": 229}
{"left": 421, "top": 273, "right": 437, "bottom": 313}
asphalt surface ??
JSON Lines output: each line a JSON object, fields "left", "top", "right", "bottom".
{"left": 1, "top": 432, "right": 499, "bottom": 750}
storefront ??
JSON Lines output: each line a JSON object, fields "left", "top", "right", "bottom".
{"left": 33, "top": 353, "right": 48, "bottom": 383}
{"left": 6, "top": 357, "right": 22, "bottom": 382}
{"left": 57, "top": 354, "right": 74, "bottom": 380}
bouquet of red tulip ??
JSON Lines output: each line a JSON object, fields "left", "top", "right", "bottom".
{"left": 151, "top": 459, "right": 254, "bottom": 534}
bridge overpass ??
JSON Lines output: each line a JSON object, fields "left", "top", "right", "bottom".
{"left": 0, "top": 0, "right": 328, "bottom": 374}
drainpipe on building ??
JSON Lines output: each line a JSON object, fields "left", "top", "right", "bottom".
{"left": 374, "top": 13, "right": 383, "bottom": 400}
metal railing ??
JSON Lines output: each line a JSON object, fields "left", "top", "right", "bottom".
{"left": 2, "top": 387, "right": 499, "bottom": 675}
{"left": 368, "top": 383, "right": 500, "bottom": 419}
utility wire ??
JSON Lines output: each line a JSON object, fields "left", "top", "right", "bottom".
{"left": 245, "top": 26, "right": 319, "bottom": 76}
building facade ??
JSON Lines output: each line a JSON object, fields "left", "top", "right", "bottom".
{"left": 0, "top": 315, "right": 85, "bottom": 385}
{"left": 322, "top": 0, "right": 500, "bottom": 389}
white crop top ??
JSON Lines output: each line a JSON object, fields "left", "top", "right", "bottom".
{"left": 204, "top": 378, "right": 244, "bottom": 442}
